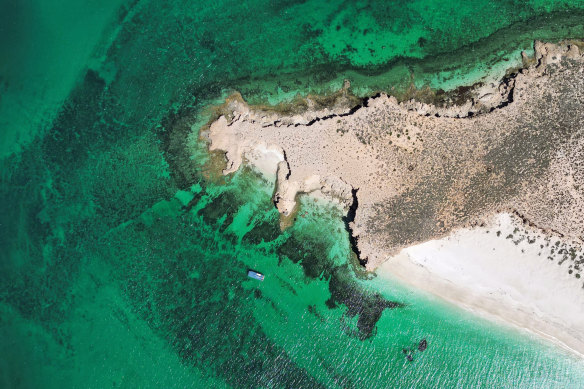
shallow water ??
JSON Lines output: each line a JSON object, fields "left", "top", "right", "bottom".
{"left": 1, "top": 0, "right": 584, "bottom": 387}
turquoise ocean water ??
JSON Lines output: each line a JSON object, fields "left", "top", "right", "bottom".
{"left": 2, "top": 0, "right": 584, "bottom": 387}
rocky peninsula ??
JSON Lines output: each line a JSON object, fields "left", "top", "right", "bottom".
{"left": 205, "top": 41, "right": 583, "bottom": 267}
{"left": 202, "top": 41, "right": 584, "bottom": 354}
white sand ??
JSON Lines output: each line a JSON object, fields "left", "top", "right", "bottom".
{"left": 378, "top": 213, "right": 584, "bottom": 356}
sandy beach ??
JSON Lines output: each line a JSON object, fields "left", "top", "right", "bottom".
{"left": 378, "top": 213, "right": 584, "bottom": 356}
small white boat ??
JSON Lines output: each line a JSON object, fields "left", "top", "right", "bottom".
{"left": 247, "top": 270, "right": 265, "bottom": 281}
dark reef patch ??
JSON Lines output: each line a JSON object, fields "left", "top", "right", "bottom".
{"left": 277, "top": 231, "right": 403, "bottom": 340}
{"left": 42, "top": 69, "right": 108, "bottom": 170}
{"left": 327, "top": 264, "right": 403, "bottom": 340}
{"left": 242, "top": 214, "right": 282, "bottom": 245}
{"left": 158, "top": 105, "right": 205, "bottom": 189}
{"left": 277, "top": 234, "right": 333, "bottom": 279}
{"left": 197, "top": 191, "right": 238, "bottom": 227}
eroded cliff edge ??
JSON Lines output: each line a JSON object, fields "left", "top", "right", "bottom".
{"left": 203, "top": 41, "right": 584, "bottom": 270}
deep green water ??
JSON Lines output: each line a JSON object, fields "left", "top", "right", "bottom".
{"left": 2, "top": 0, "right": 584, "bottom": 387}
